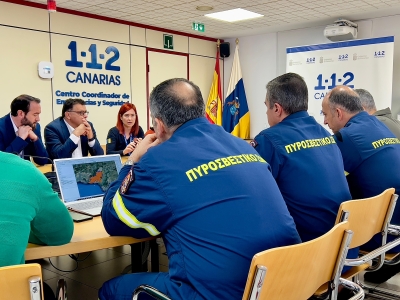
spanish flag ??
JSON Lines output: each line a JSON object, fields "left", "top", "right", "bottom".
{"left": 205, "top": 47, "right": 222, "bottom": 125}
{"left": 222, "top": 41, "right": 250, "bottom": 139}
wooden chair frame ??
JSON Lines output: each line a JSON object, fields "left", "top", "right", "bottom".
{"left": 132, "top": 222, "right": 365, "bottom": 300}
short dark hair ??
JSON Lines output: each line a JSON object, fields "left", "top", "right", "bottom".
{"left": 62, "top": 98, "right": 86, "bottom": 117}
{"left": 149, "top": 78, "right": 205, "bottom": 128}
{"left": 328, "top": 88, "right": 363, "bottom": 113}
{"left": 10, "top": 94, "right": 41, "bottom": 116}
{"left": 266, "top": 73, "right": 308, "bottom": 115}
{"left": 354, "top": 88, "right": 376, "bottom": 111}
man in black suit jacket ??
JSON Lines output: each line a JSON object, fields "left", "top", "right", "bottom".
{"left": 44, "top": 98, "right": 104, "bottom": 160}
{"left": 0, "top": 94, "right": 48, "bottom": 165}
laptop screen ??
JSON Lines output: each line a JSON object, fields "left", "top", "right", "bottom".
{"left": 54, "top": 155, "right": 123, "bottom": 203}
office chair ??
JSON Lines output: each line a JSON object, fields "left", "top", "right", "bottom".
{"left": 132, "top": 221, "right": 364, "bottom": 300}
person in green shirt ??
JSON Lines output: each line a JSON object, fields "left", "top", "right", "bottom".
{"left": 0, "top": 151, "right": 74, "bottom": 297}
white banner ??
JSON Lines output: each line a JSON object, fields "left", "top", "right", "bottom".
{"left": 286, "top": 36, "right": 394, "bottom": 126}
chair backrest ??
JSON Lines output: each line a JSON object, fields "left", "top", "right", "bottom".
{"left": 335, "top": 188, "right": 397, "bottom": 248}
{"left": 0, "top": 263, "right": 43, "bottom": 300}
{"left": 242, "top": 221, "right": 352, "bottom": 300}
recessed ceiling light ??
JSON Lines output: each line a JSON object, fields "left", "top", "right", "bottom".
{"left": 205, "top": 8, "right": 263, "bottom": 22}
{"left": 196, "top": 6, "right": 213, "bottom": 12}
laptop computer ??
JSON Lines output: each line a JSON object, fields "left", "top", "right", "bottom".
{"left": 54, "top": 154, "right": 123, "bottom": 216}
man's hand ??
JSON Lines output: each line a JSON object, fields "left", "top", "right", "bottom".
{"left": 72, "top": 123, "right": 86, "bottom": 137}
{"left": 28, "top": 130, "right": 38, "bottom": 142}
{"left": 17, "top": 125, "right": 32, "bottom": 140}
{"left": 129, "top": 134, "right": 159, "bottom": 163}
{"left": 83, "top": 120, "right": 94, "bottom": 139}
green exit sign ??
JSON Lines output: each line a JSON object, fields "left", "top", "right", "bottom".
{"left": 192, "top": 22, "right": 205, "bottom": 32}
{"left": 163, "top": 34, "right": 173, "bottom": 50}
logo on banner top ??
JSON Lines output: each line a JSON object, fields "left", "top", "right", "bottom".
{"left": 374, "top": 51, "right": 386, "bottom": 58}
{"left": 306, "top": 57, "right": 316, "bottom": 64}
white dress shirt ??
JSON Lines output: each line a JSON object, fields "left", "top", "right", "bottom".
{"left": 63, "top": 119, "right": 95, "bottom": 158}
{"left": 10, "top": 113, "right": 24, "bottom": 157}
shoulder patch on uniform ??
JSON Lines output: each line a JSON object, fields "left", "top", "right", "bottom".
{"left": 120, "top": 167, "right": 135, "bottom": 194}
{"left": 249, "top": 139, "right": 258, "bottom": 148}
{"left": 334, "top": 132, "right": 343, "bottom": 142}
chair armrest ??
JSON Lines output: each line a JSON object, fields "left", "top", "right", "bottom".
{"left": 388, "top": 224, "right": 400, "bottom": 236}
{"left": 345, "top": 236, "right": 400, "bottom": 266}
{"left": 132, "top": 285, "right": 171, "bottom": 300}
{"left": 339, "top": 278, "right": 364, "bottom": 300}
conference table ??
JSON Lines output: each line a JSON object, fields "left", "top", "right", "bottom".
{"left": 28, "top": 157, "right": 160, "bottom": 273}
{"left": 25, "top": 217, "right": 159, "bottom": 272}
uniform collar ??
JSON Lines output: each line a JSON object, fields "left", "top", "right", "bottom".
{"left": 282, "top": 111, "right": 309, "bottom": 122}
{"left": 346, "top": 111, "right": 369, "bottom": 125}
{"left": 174, "top": 117, "right": 209, "bottom": 134}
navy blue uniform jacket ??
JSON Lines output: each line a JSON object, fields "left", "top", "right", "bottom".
{"left": 0, "top": 114, "right": 48, "bottom": 165}
{"left": 44, "top": 117, "right": 104, "bottom": 160}
{"left": 334, "top": 111, "right": 400, "bottom": 252}
{"left": 106, "top": 126, "right": 144, "bottom": 156}
{"left": 102, "top": 117, "right": 301, "bottom": 300}
{"left": 254, "top": 111, "right": 351, "bottom": 243}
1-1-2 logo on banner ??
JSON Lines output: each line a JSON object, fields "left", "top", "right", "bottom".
{"left": 314, "top": 72, "right": 355, "bottom": 100}
{"left": 65, "top": 41, "right": 121, "bottom": 85}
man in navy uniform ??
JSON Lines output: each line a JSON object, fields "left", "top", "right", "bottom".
{"left": 0, "top": 94, "right": 48, "bottom": 165}
{"left": 322, "top": 85, "right": 400, "bottom": 283}
{"left": 252, "top": 73, "right": 351, "bottom": 243}
{"left": 99, "top": 78, "right": 301, "bottom": 300}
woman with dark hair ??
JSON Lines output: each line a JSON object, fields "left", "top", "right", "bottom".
{"left": 106, "top": 103, "right": 144, "bottom": 156}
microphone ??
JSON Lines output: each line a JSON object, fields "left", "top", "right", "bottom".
{"left": 22, "top": 155, "right": 54, "bottom": 171}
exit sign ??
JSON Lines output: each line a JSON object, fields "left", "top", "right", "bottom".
{"left": 192, "top": 22, "right": 205, "bottom": 32}
{"left": 163, "top": 34, "right": 173, "bottom": 50}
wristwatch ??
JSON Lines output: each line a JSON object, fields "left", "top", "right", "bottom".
{"left": 125, "top": 159, "right": 135, "bottom": 166}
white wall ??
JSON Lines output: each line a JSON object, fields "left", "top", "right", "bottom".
{"left": 223, "top": 33, "right": 277, "bottom": 138}
{"left": 0, "top": 1, "right": 218, "bottom": 144}
{"left": 224, "top": 15, "right": 400, "bottom": 138}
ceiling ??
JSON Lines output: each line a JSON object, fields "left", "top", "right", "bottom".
{"left": 24, "top": 0, "right": 400, "bottom": 38}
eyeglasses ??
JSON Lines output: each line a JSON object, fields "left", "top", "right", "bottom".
{"left": 68, "top": 110, "right": 89, "bottom": 116}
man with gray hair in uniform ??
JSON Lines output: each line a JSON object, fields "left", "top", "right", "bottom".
{"left": 99, "top": 78, "right": 301, "bottom": 300}
{"left": 355, "top": 88, "right": 400, "bottom": 139}
{"left": 322, "top": 86, "right": 400, "bottom": 284}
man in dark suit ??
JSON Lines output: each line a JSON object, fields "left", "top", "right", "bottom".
{"left": 0, "top": 94, "right": 48, "bottom": 165}
{"left": 44, "top": 98, "right": 104, "bottom": 159}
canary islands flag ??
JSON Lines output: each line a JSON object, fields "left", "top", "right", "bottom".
{"left": 205, "top": 48, "right": 222, "bottom": 125}
{"left": 222, "top": 43, "right": 250, "bottom": 138}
